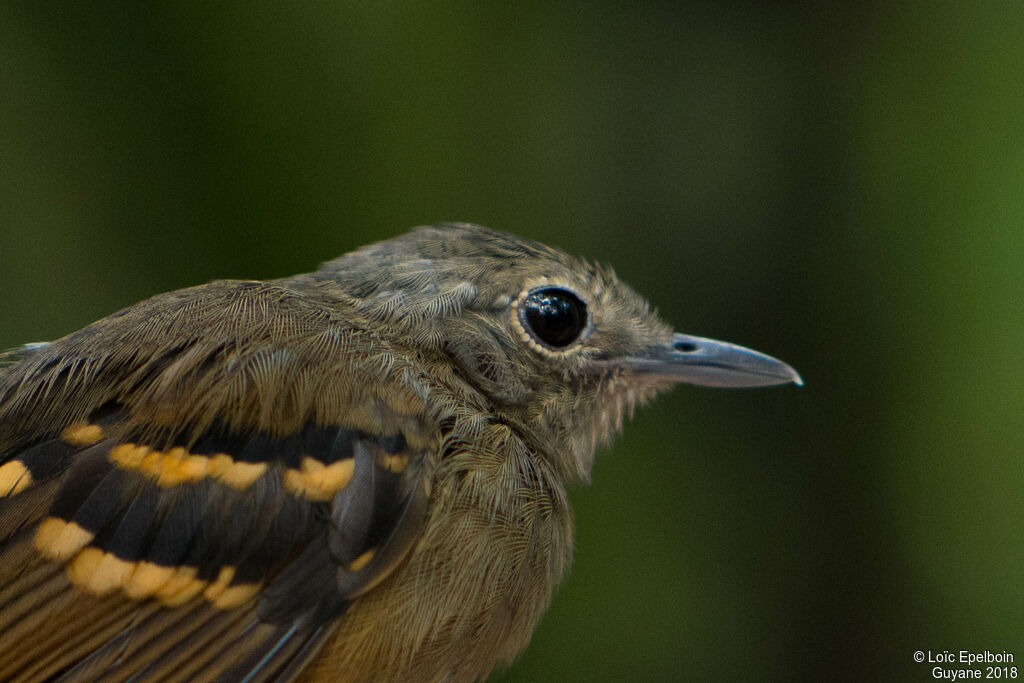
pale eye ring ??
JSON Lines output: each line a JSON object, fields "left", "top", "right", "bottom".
{"left": 518, "top": 286, "right": 589, "bottom": 350}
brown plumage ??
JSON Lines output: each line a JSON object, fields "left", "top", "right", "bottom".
{"left": 0, "top": 223, "right": 800, "bottom": 682}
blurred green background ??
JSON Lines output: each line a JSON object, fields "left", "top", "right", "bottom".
{"left": 2, "top": 3, "right": 1021, "bottom": 681}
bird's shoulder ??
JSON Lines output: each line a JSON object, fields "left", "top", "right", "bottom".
{"left": 1, "top": 277, "right": 436, "bottom": 439}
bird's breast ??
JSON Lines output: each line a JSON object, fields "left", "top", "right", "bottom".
{"left": 313, "top": 418, "right": 574, "bottom": 682}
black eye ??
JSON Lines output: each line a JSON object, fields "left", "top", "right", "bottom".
{"left": 521, "top": 287, "right": 588, "bottom": 349}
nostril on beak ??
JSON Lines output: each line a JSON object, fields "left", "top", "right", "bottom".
{"left": 673, "top": 341, "right": 699, "bottom": 353}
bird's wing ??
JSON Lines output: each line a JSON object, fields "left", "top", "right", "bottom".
{"left": 0, "top": 281, "right": 435, "bottom": 682}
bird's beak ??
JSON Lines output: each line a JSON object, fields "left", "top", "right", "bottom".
{"left": 624, "top": 333, "right": 803, "bottom": 388}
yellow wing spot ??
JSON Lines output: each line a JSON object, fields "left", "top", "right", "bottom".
{"left": 0, "top": 460, "right": 32, "bottom": 497}
{"left": 61, "top": 421, "right": 104, "bottom": 446}
{"left": 207, "top": 454, "right": 233, "bottom": 477}
{"left": 110, "top": 443, "right": 150, "bottom": 469}
{"left": 124, "top": 561, "right": 176, "bottom": 599}
{"left": 377, "top": 453, "right": 409, "bottom": 473}
{"left": 34, "top": 518, "right": 95, "bottom": 560}
{"left": 137, "top": 447, "right": 207, "bottom": 487}
{"left": 137, "top": 450, "right": 164, "bottom": 478}
{"left": 152, "top": 448, "right": 209, "bottom": 487}
{"left": 67, "top": 548, "right": 135, "bottom": 596}
{"left": 111, "top": 444, "right": 265, "bottom": 489}
{"left": 202, "top": 566, "right": 236, "bottom": 602}
{"left": 209, "top": 454, "right": 266, "bottom": 489}
{"left": 349, "top": 548, "right": 376, "bottom": 571}
{"left": 155, "top": 566, "right": 206, "bottom": 606}
{"left": 284, "top": 456, "right": 355, "bottom": 501}
{"left": 211, "top": 582, "right": 261, "bottom": 609}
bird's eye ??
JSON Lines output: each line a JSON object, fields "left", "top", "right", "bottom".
{"left": 520, "top": 287, "right": 589, "bottom": 349}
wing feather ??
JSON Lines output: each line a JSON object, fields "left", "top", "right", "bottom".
{"left": 0, "top": 281, "right": 437, "bottom": 681}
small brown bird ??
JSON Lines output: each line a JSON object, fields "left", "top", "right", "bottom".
{"left": 0, "top": 223, "right": 799, "bottom": 682}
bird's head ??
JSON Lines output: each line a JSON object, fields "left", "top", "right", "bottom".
{"left": 309, "top": 223, "right": 801, "bottom": 481}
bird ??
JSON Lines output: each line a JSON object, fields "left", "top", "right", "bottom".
{"left": 0, "top": 222, "right": 800, "bottom": 682}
